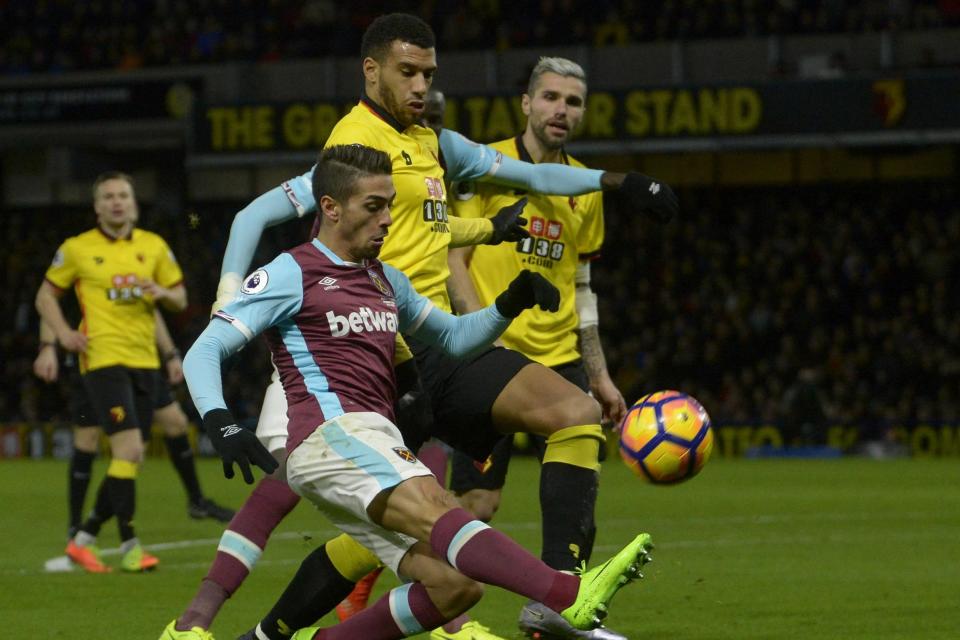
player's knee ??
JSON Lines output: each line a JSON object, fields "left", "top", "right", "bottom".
{"left": 110, "top": 429, "right": 145, "bottom": 462}
{"left": 73, "top": 427, "right": 100, "bottom": 452}
{"left": 156, "top": 404, "right": 188, "bottom": 435}
{"left": 435, "top": 571, "right": 484, "bottom": 613}
{"left": 457, "top": 489, "right": 501, "bottom": 523}
{"left": 537, "top": 392, "right": 601, "bottom": 432}
{"left": 568, "top": 392, "right": 602, "bottom": 427}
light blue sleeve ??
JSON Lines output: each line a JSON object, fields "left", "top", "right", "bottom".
{"left": 438, "top": 129, "right": 604, "bottom": 195}
{"left": 186, "top": 252, "right": 304, "bottom": 416}
{"left": 215, "top": 253, "right": 305, "bottom": 338}
{"left": 382, "top": 264, "right": 431, "bottom": 330}
{"left": 383, "top": 263, "right": 510, "bottom": 358}
{"left": 183, "top": 319, "right": 248, "bottom": 416}
{"left": 220, "top": 167, "right": 317, "bottom": 278}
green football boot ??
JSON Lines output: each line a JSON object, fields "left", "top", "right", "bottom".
{"left": 121, "top": 543, "right": 160, "bottom": 572}
{"left": 158, "top": 619, "right": 214, "bottom": 639}
{"left": 560, "top": 533, "right": 654, "bottom": 630}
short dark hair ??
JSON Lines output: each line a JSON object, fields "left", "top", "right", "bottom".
{"left": 312, "top": 145, "right": 392, "bottom": 209}
{"left": 92, "top": 171, "right": 134, "bottom": 199}
{"left": 361, "top": 13, "right": 435, "bottom": 62}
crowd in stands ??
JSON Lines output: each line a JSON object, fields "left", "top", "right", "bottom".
{"left": 2, "top": 0, "right": 959, "bottom": 75}
{"left": 4, "top": 181, "right": 958, "bottom": 446}
{"left": 597, "top": 182, "right": 960, "bottom": 441}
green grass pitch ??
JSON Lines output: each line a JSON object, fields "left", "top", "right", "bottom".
{"left": 1, "top": 454, "right": 958, "bottom": 638}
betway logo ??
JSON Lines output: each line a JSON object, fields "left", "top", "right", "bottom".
{"left": 327, "top": 307, "right": 398, "bottom": 337}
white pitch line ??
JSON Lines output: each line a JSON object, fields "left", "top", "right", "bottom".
{"left": 40, "top": 529, "right": 337, "bottom": 574}
{"left": 28, "top": 508, "right": 945, "bottom": 576}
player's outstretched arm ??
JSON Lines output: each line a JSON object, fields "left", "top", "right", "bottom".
{"left": 183, "top": 319, "right": 279, "bottom": 483}
{"left": 439, "top": 129, "right": 679, "bottom": 223}
{"left": 217, "top": 171, "right": 314, "bottom": 311}
{"left": 388, "top": 264, "right": 558, "bottom": 358}
{"left": 439, "top": 129, "right": 602, "bottom": 195}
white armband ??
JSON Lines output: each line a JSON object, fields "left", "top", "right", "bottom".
{"left": 575, "top": 262, "right": 599, "bottom": 329}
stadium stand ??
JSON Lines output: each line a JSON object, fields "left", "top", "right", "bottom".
{"left": 2, "top": 0, "right": 959, "bottom": 74}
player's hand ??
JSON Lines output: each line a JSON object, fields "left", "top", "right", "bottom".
{"left": 592, "top": 375, "right": 628, "bottom": 426}
{"left": 618, "top": 173, "right": 678, "bottom": 224}
{"left": 495, "top": 269, "right": 560, "bottom": 318}
{"left": 33, "top": 346, "right": 59, "bottom": 383}
{"left": 57, "top": 328, "right": 87, "bottom": 353}
{"left": 202, "top": 408, "right": 279, "bottom": 483}
{"left": 139, "top": 279, "right": 167, "bottom": 301}
{"left": 165, "top": 355, "right": 184, "bottom": 385}
{"left": 488, "top": 197, "right": 530, "bottom": 245}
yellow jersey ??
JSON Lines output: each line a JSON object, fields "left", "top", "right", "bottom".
{"left": 44, "top": 227, "right": 184, "bottom": 373}
{"left": 325, "top": 98, "right": 453, "bottom": 311}
{"left": 451, "top": 136, "right": 604, "bottom": 367}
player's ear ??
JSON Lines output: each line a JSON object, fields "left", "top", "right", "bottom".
{"left": 363, "top": 56, "right": 379, "bottom": 86}
{"left": 521, "top": 93, "right": 532, "bottom": 117}
{"left": 319, "top": 195, "right": 341, "bottom": 224}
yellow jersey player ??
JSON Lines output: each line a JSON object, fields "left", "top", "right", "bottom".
{"left": 447, "top": 57, "right": 630, "bottom": 640}
{"left": 36, "top": 171, "right": 187, "bottom": 573}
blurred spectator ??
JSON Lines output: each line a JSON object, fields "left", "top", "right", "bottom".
{"left": 3, "top": 0, "right": 959, "bottom": 75}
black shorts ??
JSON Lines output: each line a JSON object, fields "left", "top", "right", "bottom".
{"left": 76, "top": 369, "right": 174, "bottom": 432}
{"left": 151, "top": 371, "right": 174, "bottom": 409}
{"left": 449, "top": 359, "right": 590, "bottom": 493}
{"left": 78, "top": 366, "right": 159, "bottom": 438}
{"left": 74, "top": 368, "right": 172, "bottom": 430}
{"left": 406, "top": 337, "right": 533, "bottom": 461}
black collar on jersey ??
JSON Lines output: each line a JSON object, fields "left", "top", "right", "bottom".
{"left": 360, "top": 92, "right": 406, "bottom": 134}
{"left": 96, "top": 224, "right": 133, "bottom": 242}
{"left": 514, "top": 134, "right": 570, "bottom": 166}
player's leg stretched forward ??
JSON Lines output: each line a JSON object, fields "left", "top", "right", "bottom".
{"left": 296, "top": 354, "right": 614, "bottom": 638}
{"left": 284, "top": 467, "right": 651, "bottom": 640}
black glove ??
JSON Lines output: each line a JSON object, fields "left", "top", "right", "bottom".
{"left": 202, "top": 408, "right": 279, "bottom": 484}
{"left": 618, "top": 173, "right": 678, "bottom": 223}
{"left": 488, "top": 197, "right": 530, "bottom": 245}
{"left": 495, "top": 269, "right": 560, "bottom": 318}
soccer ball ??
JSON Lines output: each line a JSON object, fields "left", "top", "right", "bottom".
{"left": 618, "top": 390, "right": 714, "bottom": 484}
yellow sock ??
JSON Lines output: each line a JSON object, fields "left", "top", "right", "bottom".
{"left": 542, "top": 424, "right": 605, "bottom": 471}
{"left": 107, "top": 458, "right": 138, "bottom": 479}
{"left": 326, "top": 533, "right": 381, "bottom": 582}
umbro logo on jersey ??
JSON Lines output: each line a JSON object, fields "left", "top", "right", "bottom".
{"left": 318, "top": 276, "right": 339, "bottom": 290}
{"left": 649, "top": 182, "right": 661, "bottom": 195}
{"left": 401, "top": 150, "right": 413, "bottom": 166}
{"left": 93, "top": 256, "right": 104, "bottom": 264}
{"left": 220, "top": 424, "right": 242, "bottom": 438}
